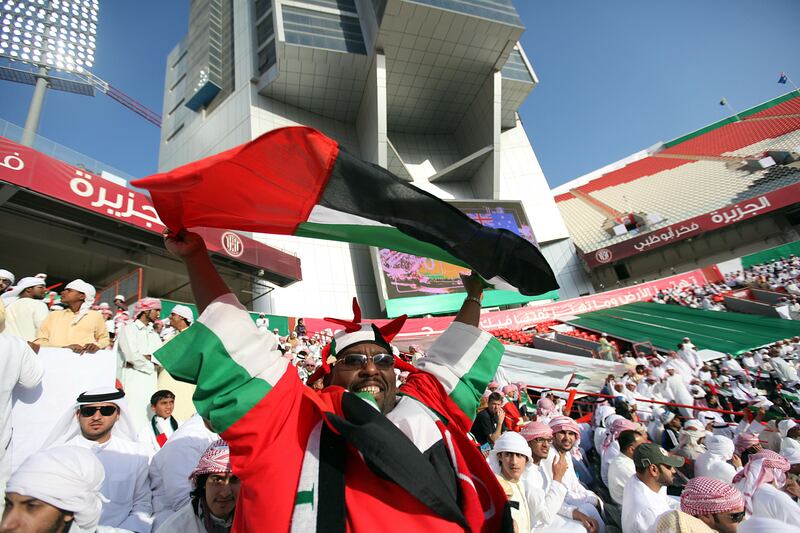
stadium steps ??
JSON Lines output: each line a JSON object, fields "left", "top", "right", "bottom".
{"left": 590, "top": 160, "right": 754, "bottom": 224}
{"left": 557, "top": 158, "right": 798, "bottom": 253}
{"left": 557, "top": 197, "right": 609, "bottom": 251}
{"left": 652, "top": 153, "right": 742, "bottom": 162}
{"left": 659, "top": 116, "right": 800, "bottom": 158}
{"left": 571, "top": 188, "right": 622, "bottom": 217}
{"left": 721, "top": 128, "right": 800, "bottom": 158}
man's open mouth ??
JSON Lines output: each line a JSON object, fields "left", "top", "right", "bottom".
{"left": 353, "top": 381, "right": 385, "bottom": 396}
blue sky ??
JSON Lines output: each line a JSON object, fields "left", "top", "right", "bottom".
{"left": 0, "top": 1, "right": 798, "bottom": 188}
{"left": 517, "top": 0, "right": 800, "bottom": 186}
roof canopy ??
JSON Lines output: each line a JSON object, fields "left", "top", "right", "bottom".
{"left": 565, "top": 302, "right": 800, "bottom": 355}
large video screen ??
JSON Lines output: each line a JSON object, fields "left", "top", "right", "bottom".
{"left": 376, "top": 200, "right": 555, "bottom": 317}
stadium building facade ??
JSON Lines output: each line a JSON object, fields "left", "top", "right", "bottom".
{"left": 554, "top": 93, "right": 800, "bottom": 290}
{"left": 158, "top": 0, "right": 592, "bottom": 318}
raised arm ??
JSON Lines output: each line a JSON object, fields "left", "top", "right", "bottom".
{"left": 158, "top": 229, "right": 297, "bottom": 456}
{"left": 415, "top": 272, "right": 504, "bottom": 422}
{"left": 163, "top": 229, "right": 230, "bottom": 314}
{"left": 453, "top": 272, "right": 484, "bottom": 326}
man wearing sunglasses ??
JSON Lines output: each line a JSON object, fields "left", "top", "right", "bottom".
{"left": 680, "top": 476, "right": 745, "bottom": 533}
{"left": 159, "top": 230, "right": 513, "bottom": 532}
{"left": 41, "top": 387, "right": 153, "bottom": 532}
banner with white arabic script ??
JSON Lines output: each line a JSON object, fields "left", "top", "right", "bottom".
{"left": 583, "top": 182, "right": 800, "bottom": 268}
{"left": 301, "top": 269, "right": 708, "bottom": 347}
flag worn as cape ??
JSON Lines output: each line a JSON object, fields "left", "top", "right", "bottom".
{"left": 131, "top": 127, "right": 558, "bottom": 296}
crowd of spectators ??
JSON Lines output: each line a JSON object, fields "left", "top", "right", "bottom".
{"left": 726, "top": 256, "right": 800, "bottom": 295}
{"left": 4, "top": 249, "right": 800, "bottom": 533}
{"left": 650, "top": 256, "right": 800, "bottom": 316}
{"left": 473, "top": 333, "right": 800, "bottom": 532}
{"left": 651, "top": 283, "right": 729, "bottom": 311}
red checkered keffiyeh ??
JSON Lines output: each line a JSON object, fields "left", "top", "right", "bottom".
{"left": 190, "top": 439, "right": 231, "bottom": 488}
{"left": 602, "top": 417, "right": 639, "bottom": 452}
{"left": 549, "top": 415, "right": 580, "bottom": 435}
{"left": 734, "top": 432, "right": 759, "bottom": 454}
{"left": 732, "top": 449, "right": 790, "bottom": 514}
{"left": 520, "top": 421, "right": 552, "bottom": 442}
{"left": 680, "top": 476, "right": 744, "bottom": 516}
{"left": 135, "top": 297, "right": 162, "bottom": 315}
{"left": 549, "top": 416, "right": 583, "bottom": 458}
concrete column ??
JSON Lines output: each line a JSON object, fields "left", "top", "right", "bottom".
{"left": 21, "top": 67, "right": 48, "bottom": 147}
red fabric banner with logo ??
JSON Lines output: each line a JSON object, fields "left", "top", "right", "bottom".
{"left": 0, "top": 136, "right": 300, "bottom": 280}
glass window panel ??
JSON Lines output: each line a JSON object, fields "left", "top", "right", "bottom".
{"left": 501, "top": 47, "right": 532, "bottom": 82}
{"left": 293, "top": 0, "right": 357, "bottom": 13}
{"left": 408, "top": 0, "right": 520, "bottom": 26}
{"left": 256, "top": 16, "right": 274, "bottom": 44}
{"left": 281, "top": 5, "right": 366, "bottom": 54}
{"left": 255, "top": 0, "right": 272, "bottom": 20}
{"left": 257, "top": 39, "right": 276, "bottom": 74}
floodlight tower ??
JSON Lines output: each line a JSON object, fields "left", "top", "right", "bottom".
{"left": 0, "top": 0, "right": 99, "bottom": 146}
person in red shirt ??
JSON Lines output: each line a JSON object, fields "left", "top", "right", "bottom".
{"left": 502, "top": 384, "right": 524, "bottom": 432}
{"left": 157, "top": 230, "right": 513, "bottom": 532}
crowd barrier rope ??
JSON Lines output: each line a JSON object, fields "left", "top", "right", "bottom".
{"left": 522, "top": 383, "right": 745, "bottom": 417}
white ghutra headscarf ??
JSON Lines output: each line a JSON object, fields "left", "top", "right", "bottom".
{"left": 6, "top": 446, "right": 107, "bottom": 531}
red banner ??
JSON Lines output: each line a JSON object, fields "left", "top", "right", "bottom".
{"left": 303, "top": 269, "right": 708, "bottom": 341}
{"left": 583, "top": 182, "right": 800, "bottom": 268}
{"left": 0, "top": 136, "right": 300, "bottom": 280}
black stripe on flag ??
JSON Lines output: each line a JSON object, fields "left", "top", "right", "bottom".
{"left": 319, "top": 148, "right": 559, "bottom": 296}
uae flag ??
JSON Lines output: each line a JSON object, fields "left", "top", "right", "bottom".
{"left": 132, "top": 127, "right": 557, "bottom": 295}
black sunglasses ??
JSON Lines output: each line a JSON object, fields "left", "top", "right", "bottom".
{"left": 335, "top": 353, "right": 394, "bottom": 370}
{"left": 79, "top": 405, "right": 118, "bottom": 417}
{"left": 724, "top": 511, "right": 745, "bottom": 523}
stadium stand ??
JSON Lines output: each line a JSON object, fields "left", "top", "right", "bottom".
{"left": 556, "top": 92, "right": 800, "bottom": 256}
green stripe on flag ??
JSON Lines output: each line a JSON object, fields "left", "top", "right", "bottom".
{"left": 295, "top": 488, "right": 315, "bottom": 507}
{"left": 159, "top": 299, "right": 291, "bottom": 336}
{"left": 296, "top": 222, "right": 468, "bottom": 267}
{"left": 385, "top": 289, "right": 558, "bottom": 318}
{"left": 154, "top": 321, "right": 272, "bottom": 433}
{"left": 782, "top": 391, "right": 800, "bottom": 403}
{"left": 449, "top": 336, "right": 505, "bottom": 421}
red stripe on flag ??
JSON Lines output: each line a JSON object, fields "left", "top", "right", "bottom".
{"left": 132, "top": 127, "right": 339, "bottom": 234}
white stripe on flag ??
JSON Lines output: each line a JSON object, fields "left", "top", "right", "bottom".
{"left": 291, "top": 420, "right": 322, "bottom": 532}
{"left": 417, "top": 322, "right": 494, "bottom": 396}
{"left": 198, "top": 293, "right": 289, "bottom": 386}
{"left": 307, "top": 204, "right": 392, "bottom": 227}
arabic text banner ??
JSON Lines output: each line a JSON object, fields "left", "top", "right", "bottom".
{"left": 303, "top": 269, "right": 707, "bottom": 341}
{"left": 583, "top": 182, "right": 800, "bottom": 268}
{"left": 11, "top": 348, "right": 117, "bottom": 471}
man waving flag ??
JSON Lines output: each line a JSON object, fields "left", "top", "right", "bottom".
{"left": 132, "top": 127, "right": 557, "bottom": 296}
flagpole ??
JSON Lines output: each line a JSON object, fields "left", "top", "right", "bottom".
{"left": 786, "top": 74, "right": 800, "bottom": 93}
{"left": 720, "top": 97, "right": 742, "bottom": 121}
